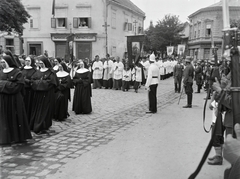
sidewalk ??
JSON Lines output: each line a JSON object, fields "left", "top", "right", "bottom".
{"left": 46, "top": 86, "right": 230, "bottom": 179}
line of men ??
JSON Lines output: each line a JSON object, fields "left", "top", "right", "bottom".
{"left": 88, "top": 54, "right": 177, "bottom": 92}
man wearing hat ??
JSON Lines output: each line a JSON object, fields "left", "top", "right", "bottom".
{"left": 173, "top": 59, "right": 184, "bottom": 93}
{"left": 145, "top": 52, "right": 160, "bottom": 113}
{"left": 182, "top": 57, "right": 194, "bottom": 108}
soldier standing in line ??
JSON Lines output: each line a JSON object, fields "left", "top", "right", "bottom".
{"left": 194, "top": 60, "right": 203, "bottom": 93}
{"left": 173, "top": 59, "right": 184, "bottom": 93}
{"left": 182, "top": 57, "right": 194, "bottom": 108}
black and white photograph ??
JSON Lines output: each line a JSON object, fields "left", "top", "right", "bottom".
{"left": 1, "top": 0, "right": 240, "bottom": 179}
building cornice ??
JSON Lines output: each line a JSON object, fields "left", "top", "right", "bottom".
{"left": 188, "top": 6, "right": 240, "bottom": 18}
{"left": 109, "top": 1, "right": 145, "bottom": 19}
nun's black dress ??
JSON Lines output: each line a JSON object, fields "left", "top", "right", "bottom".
{"left": 30, "top": 69, "right": 58, "bottom": 133}
{"left": 21, "top": 67, "right": 37, "bottom": 124}
{"left": 0, "top": 68, "right": 32, "bottom": 144}
{"left": 54, "top": 74, "right": 72, "bottom": 121}
{"left": 72, "top": 68, "right": 92, "bottom": 114}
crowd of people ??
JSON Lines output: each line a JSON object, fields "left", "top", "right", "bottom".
{"left": 0, "top": 49, "right": 93, "bottom": 144}
{"left": 175, "top": 54, "right": 240, "bottom": 178}
{"left": 0, "top": 48, "right": 177, "bottom": 145}
{"left": 0, "top": 47, "right": 239, "bottom": 178}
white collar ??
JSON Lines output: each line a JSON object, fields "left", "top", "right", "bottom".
{"left": 40, "top": 68, "right": 48, "bottom": 72}
{"left": 53, "top": 65, "right": 59, "bottom": 70}
{"left": 56, "top": 71, "right": 69, "bottom": 77}
{"left": 76, "top": 68, "right": 89, "bottom": 73}
{"left": 24, "top": 66, "right": 33, "bottom": 69}
{"left": 3, "top": 68, "right": 14, "bottom": 73}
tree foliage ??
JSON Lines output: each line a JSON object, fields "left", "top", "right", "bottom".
{"left": 230, "top": 19, "right": 240, "bottom": 29}
{"left": 144, "top": 14, "right": 184, "bottom": 55}
{"left": 0, "top": 0, "right": 30, "bottom": 35}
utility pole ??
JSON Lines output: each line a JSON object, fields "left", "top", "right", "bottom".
{"left": 102, "top": 21, "right": 110, "bottom": 55}
{"left": 133, "top": 20, "right": 138, "bottom": 35}
{"left": 103, "top": 0, "right": 110, "bottom": 56}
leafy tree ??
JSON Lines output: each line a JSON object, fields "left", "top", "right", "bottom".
{"left": 144, "top": 14, "right": 184, "bottom": 56}
{"left": 0, "top": 0, "right": 30, "bottom": 35}
{"left": 230, "top": 19, "right": 240, "bottom": 29}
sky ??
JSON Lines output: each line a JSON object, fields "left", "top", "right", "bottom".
{"left": 130, "top": 0, "right": 220, "bottom": 27}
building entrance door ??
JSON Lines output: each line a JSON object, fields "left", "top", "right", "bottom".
{"left": 29, "top": 44, "right": 42, "bottom": 56}
{"left": 76, "top": 42, "right": 92, "bottom": 60}
{"left": 55, "top": 42, "right": 66, "bottom": 59}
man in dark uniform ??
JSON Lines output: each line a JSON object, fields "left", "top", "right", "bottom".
{"left": 145, "top": 52, "right": 160, "bottom": 113}
{"left": 173, "top": 59, "right": 184, "bottom": 93}
{"left": 183, "top": 57, "right": 194, "bottom": 108}
{"left": 194, "top": 60, "right": 203, "bottom": 93}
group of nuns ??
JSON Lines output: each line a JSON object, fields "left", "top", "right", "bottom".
{"left": 0, "top": 51, "right": 92, "bottom": 145}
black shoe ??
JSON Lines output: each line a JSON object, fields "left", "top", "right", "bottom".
{"left": 183, "top": 105, "right": 192, "bottom": 108}
{"left": 146, "top": 111, "right": 155, "bottom": 114}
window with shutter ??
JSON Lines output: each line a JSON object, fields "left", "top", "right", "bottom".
{"left": 88, "top": 17, "right": 91, "bottom": 28}
{"left": 73, "top": 17, "right": 78, "bottom": 28}
{"left": 128, "top": 23, "right": 132, "bottom": 31}
{"left": 51, "top": 18, "right": 56, "bottom": 28}
{"left": 28, "top": 8, "right": 40, "bottom": 29}
{"left": 124, "top": 22, "right": 128, "bottom": 31}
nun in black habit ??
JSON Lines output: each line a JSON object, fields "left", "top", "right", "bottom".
{"left": 30, "top": 56, "right": 58, "bottom": 134}
{"left": 0, "top": 55, "right": 32, "bottom": 145}
{"left": 21, "top": 56, "right": 37, "bottom": 124}
{"left": 72, "top": 60, "right": 92, "bottom": 114}
{"left": 54, "top": 62, "right": 72, "bottom": 121}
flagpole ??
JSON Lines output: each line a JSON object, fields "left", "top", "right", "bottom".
{"left": 52, "top": 0, "right": 55, "bottom": 18}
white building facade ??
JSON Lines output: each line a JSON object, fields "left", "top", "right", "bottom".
{"left": 21, "top": 0, "right": 145, "bottom": 60}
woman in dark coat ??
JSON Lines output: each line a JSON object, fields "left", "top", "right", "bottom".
{"left": 72, "top": 60, "right": 92, "bottom": 114}
{"left": 21, "top": 56, "right": 37, "bottom": 124}
{"left": 54, "top": 62, "right": 72, "bottom": 121}
{"left": 0, "top": 55, "right": 32, "bottom": 144}
{"left": 30, "top": 56, "right": 58, "bottom": 134}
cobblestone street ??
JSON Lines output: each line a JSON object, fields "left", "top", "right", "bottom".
{"left": 0, "top": 78, "right": 180, "bottom": 179}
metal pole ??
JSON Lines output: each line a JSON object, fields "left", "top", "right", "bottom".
{"left": 222, "top": 0, "right": 230, "bottom": 30}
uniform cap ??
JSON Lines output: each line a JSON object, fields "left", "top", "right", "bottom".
{"left": 149, "top": 53, "right": 156, "bottom": 62}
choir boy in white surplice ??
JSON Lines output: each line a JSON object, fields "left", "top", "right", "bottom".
{"left": 122, "top": 64, "right": 132, "bottom": 92}
{"left": 112, "top": 56, "right": 124, "bottom": 90}
{"left": 103, "top": 54, "right": 114, "bottom": 89}
{"left": 92, "top": 55, "right": 103, "bottom": 89}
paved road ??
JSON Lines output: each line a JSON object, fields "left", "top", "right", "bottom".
{"left": 1, "top": 78, "right": 181, "bottom": 179}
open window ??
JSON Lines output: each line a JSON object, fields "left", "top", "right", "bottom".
{"left": 51, "top": 18, "right": 67, "bottom": 28}
{"left": 5, "top": 38, "right": 14, "bottom": 53}
{"left": 73, "top": 17, "right": 91, "bottom": 28}
{"left": 206, "top": 24, "right": 212, "bottom": 37}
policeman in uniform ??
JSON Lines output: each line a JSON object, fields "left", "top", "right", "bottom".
{"left": 183, "top": 57, "right": 194, "bottom": 108}
{"left": 145, "top": 53, "right": 160, "bottom": 113}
